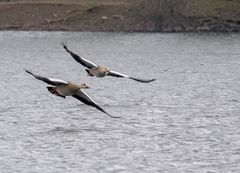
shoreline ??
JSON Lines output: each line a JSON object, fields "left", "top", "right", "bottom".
{"left": 0, "top": 0, "right": 239, "bottom": 32}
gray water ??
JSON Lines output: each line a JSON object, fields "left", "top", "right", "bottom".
{"left": 0, "top": 31, "right": 240, "bottom": 173}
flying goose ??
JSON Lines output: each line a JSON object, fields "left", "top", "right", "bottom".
{"left": 61, "top": 43, "right": 156, "bottom": 83}
{"left": 25, "top": 70, "right": 119, "bottom": 118}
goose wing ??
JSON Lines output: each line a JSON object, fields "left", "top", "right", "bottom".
{"left": 73, "top": 90, "right": 120, "bottom": 118}
{"left": 107, "top": 70, "right": 156, "bottom": 83}
{"left": 62, "top": 43, "right": 97, "bottom": 69}
{"left": 25, "top": 70, "right": 68, "bottom": 86}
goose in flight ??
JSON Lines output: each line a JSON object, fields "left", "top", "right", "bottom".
{"left": 25, "top": 70, "right": 119, "bottom": 118}
{"left": 61, "top": 43, "right": 156, "bottom": 83}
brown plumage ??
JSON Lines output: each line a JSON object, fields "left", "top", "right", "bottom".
{"left": 62, "top": 43, "right": 156, "bottom": 83}
{"left": 25, "top": 70, "right": 120, "bottom": 118}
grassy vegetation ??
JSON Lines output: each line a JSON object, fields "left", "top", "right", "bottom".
{"left": 131, "top": 0, "right": 240, "bottom": 31}
{"left": 181, "top": 0, "right": 240, "bottom": 17}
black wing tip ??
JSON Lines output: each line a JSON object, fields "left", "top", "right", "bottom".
{"left": 24, "top": 68, "right": 30, "bottom": 73}
{"left": 24, "top": 69, "right": 34, "bottom": 75}
{"left": 110, "top": 115, "right": 121, "bottom": 118}
{"left": 151, "top": 78, "right": 157, "bottom": 82}
{"left": 72, "top": 94, "right": 120, "bottom": 118}
{"left": 129, "top": 77, "right": 156, "bottom": 83}
{"left": 61, "top": 42, "right": 68, "bottom": 51}
{"left": 144, "top": 78, "right": 156, "bottom": 83}
{"left": 97, "top": 106, "right": 121, "bottom": 118}
{"left": 106, "top": 112, "right": 121, "bottom": 118}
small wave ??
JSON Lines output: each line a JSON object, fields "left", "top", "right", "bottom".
{"left": 49, "top": 126, "right": 79, "bottom": 134}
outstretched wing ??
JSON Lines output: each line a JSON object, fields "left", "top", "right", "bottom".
{"left": 61, "top": 43, "right": 97, "bottom": 69}
{"left": 107, "top": 70, "right": 156, "bottom": 83}
{"left": 107, "top": 71, "right": 129, "bottom": 78}
{"left": 72, "top": 90, "right": 120, "bottom": 118}
{"left": 25, "top": 70, "right": 68, "bottom": 86}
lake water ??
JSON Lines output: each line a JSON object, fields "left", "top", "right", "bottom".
{"left": 0, "top": 31, "right": 240, "bottom": 172}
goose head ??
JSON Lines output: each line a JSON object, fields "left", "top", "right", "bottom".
{"left": 104, "top": 67, "right": 110, "bottom": 73}
{"left": 80, "top": 83, "right": 90, "bottom": 89}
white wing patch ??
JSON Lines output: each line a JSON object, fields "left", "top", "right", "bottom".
{"left": 109, "top": 71, "right": 129, "bottom": 78}
{"left": 48, "top": 78, "right": 68, "bottom": 84}
{"left": 75, "top": 90, "right": 97, "bottom": 104}
{"left": 82, "top": 57, "right": 98, "bottom": 68}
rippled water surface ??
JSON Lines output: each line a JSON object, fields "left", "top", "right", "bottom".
{"left": 0, "top": 31, "right": 240, "bottom": 172}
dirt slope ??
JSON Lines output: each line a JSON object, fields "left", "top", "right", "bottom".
{"left": 0, "top": 0, "right": 239, "bottom": 32}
